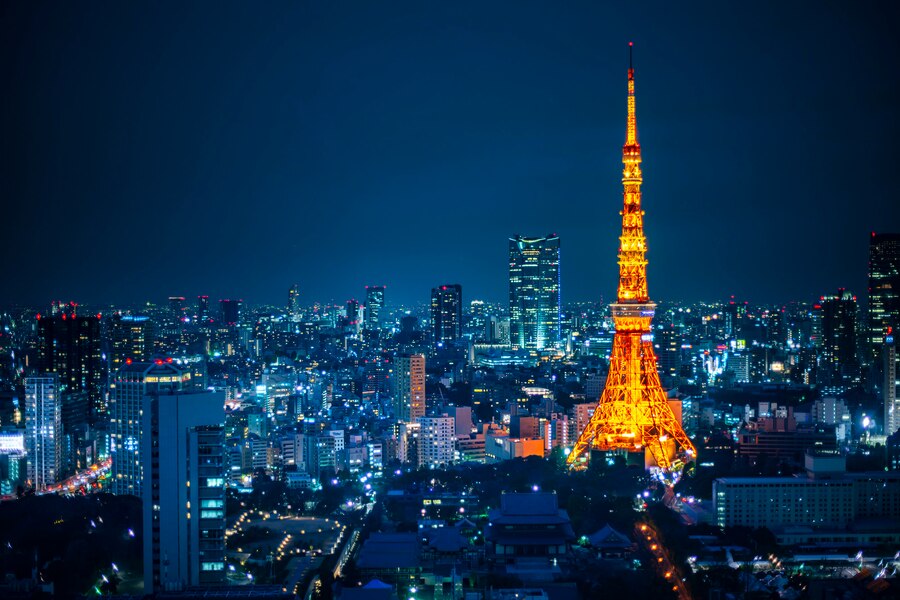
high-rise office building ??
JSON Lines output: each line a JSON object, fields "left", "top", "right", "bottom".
{"left": 431, "top": 284, "right": 462, "bottom": 345}
{"left": 25, "top": 375, "right": 61, "bottom": 491}
{"left": 109, "top": 360, "right": 191, "bottom": 496}
{"left": 821, "top": 289, "right": 860, "bottom": 385}
{"left": 144, "top": 390, "right": 225, "bottom": 592}
{"left": 655, "top": 324, "right": 682, "bottom": 387}
{"left": 885, "top": 331, "right": 898, "bottom": 437}
{"left": 346, "top": 299, "right": 361, "bottom": 327}
{"left": 469, "top": 300, "right": 487, "bottom": 339}
{"left": 393, "top": 354, "right": 425, "bottom": 423}
{"left": 219, "top": 299, "right": 242, "bottom": 326}
{"left": 197, "top": 296, "right": 210, "bottom": 321}
{"left": 37, "top": 311, "right": 103, "bottom": 415}
{"left": 365, "top": 286, "right": 386, "bottom": 331}
{"left": 168, "top": 297, "right": 186, "bottom": 319}
{"left": 288, "top": 284, "right": 301, "bottom": 322}
{"left": 108, "top": 314, "right": 156, "bottom": 370}
{"left": 508, "top": 234, "right": 561, "bottom": 351}
{"left": 868, "top": 233, "right": 900, "bottom": 369}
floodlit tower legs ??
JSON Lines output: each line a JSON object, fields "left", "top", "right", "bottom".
{"left": 567, "top": 44, "right": 696, "bottom": 474}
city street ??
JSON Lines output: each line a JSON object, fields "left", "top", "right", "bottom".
{"left": 636, "top": 521, "right": 690, "bottom": 600}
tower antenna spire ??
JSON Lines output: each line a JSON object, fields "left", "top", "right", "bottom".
{"left": 628, "top": 41, "right": 633, "bottom": 70}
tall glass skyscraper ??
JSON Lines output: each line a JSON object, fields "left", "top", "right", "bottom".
{"left": 365, "top": 285, "right": 386, "bottom": 331}
{"left": 821, "top": 289, "right": 860, "bottom": 385}
{"left": 869, "top": 233, "right": 900, "bottom": 369}
{"left": 509, "top": 234, "right": 561, "bottom": 350}
{"left": 431, "top": 284, "right": 462, "bottom": 345}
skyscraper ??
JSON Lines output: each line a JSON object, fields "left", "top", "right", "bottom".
{"left": 509, "top": 234, "right": 561, "bottom": 351}
{"left": 365, "top": 285, "right": 386, "bottom": 331}
{"left": 25, "top": 375, "right": 61, "bottom": 491}
{"left": 108, "top": 313, "right": 156, "bottom": 370}
{"left": 109, "top": 360, "right": 191, "bottom": 496}
{"left": 393, "top": 353, "right": 425, "bottom": 422}
{"left": 868, "top": 233, "right": 900, "bottom": 370}
{"left": 885, "top": 331, "right": 898, "bottom": 436}
{"left": 655, "top": 324, "right": 682, "bottom": 388}
{"left": 821, "top": 289, "right": 859, "bottom": 385}
{"left": 144, "top": 390, "right": 225, "bottom": 592}
{"left": 219, "top": 299, "right": 242, "bottom": 326}
{"left": 37, "top": 311, "right": 103, "bottom": 415}
{"left": 288, "top": 284, "right": 301, "bottom": 322}
{"left": 168, "top": 296, "right": 186, "bottom": 319}
{"left": 197, "top": 295, "right": 210, "bottom": 321}
{"left": 431, "top": 284, "right": 462, "bottom": 345}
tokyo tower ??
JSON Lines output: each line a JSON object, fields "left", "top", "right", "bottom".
{"left": 567, "top": 44, "right": 696, "bottom": 473}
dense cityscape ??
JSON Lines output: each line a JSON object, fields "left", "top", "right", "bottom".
{"left": 3, "top": 4, "right": 900, "bottom": 600}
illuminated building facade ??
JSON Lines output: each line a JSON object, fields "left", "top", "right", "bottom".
{"left": 393, "top": 353, "right": 425, "bottom": 423}
{"left": 416, "top": 414, "right": 455, "bottom": 468}
{"left": 25, "top": 375, "right": 61, "bottom": 491}
{"left": 820, "top": 289, "right": 860, "bottom": 385}
{"left": 110, "top": 360, "right": 190, "bottom": 496}
{"left": 868, "top": 233, "right": 900, "bottom": 366}
{"left": 197, "top": 295, "right": 210, "bottom": 321}
{"left": 108, "top": 313, "right": 156, "bottom": 370}
{"left": 431, "top": 284, "right": 462, "bottom": 345}
{"left": 365, "top": 285, "right": 386, "bottom": 331}
{"left": 288, "top": 284, "right": 301, "bottom": 321}
{"left": 568, "top": 45, "right": 696, "bottom": 472}
{"left": 508, "top": 234, "right": 561, "bottom": 350}
{"left": 886, "top": 331, "right": 898, "bottom": 436}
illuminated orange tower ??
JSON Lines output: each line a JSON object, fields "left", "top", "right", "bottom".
{"left": 567, "top": 44, "right": 696, "bottom": 472}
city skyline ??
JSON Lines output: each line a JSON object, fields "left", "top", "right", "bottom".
{"left": 2, "top": 8, "right": 900, "bottom": 595}
{"left": 3, "top": 2, "right": 899, "bottom": 307}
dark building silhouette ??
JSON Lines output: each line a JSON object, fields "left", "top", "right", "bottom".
{"left": 431, "top": 284, "right": 462, "bottom": 345}
{"left": 37, "top": 309, "right": 103, "bottom": 416}
{"left": 219, "top": 299, "right": 242, "bottom": 326}
{"left": 821, "top": 289, "right": 860, "bottom": 385}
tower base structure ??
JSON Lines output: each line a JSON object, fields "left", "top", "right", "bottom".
{"left": 567, "top": 304, "right": 695, "bottom": 479}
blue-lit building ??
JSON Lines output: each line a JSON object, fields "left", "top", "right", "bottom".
{"left": 509, "top": 235, "right": 561, "bottom": 351}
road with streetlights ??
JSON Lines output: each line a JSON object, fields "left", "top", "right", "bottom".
{"left": 636, "top": 521, "right": 691, "bottom": 600}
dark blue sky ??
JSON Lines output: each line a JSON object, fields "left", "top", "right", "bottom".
{"left": 3, "top": 1, "right": 898, "bottom": 308}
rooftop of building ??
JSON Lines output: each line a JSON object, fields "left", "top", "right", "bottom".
{"left": 356, "top": 532, "right": 420, "bottom": 570}
{"left": 715, "top": 471, "right": 900, "bottom": 486}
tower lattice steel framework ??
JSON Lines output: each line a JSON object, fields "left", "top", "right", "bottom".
{"left": 567, "top": 44, "right": 696, "bottom": 472}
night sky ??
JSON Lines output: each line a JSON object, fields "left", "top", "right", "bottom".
{"left": 2, "top": 1, "right": 899, "bottom": 308}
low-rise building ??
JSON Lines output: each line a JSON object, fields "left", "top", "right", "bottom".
{"left": 485, "top": 492, "right": 575, "bottom": 582}
{"left": 713, "top": 452, "right": 900, "bottom": 544}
